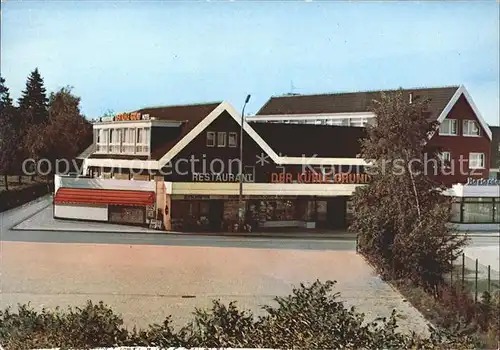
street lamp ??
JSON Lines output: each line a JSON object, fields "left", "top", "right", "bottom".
{"left": 239, "top": 94, "right": 251, "bottom": 231}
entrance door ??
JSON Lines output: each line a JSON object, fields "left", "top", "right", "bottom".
{"left": 208, "top": 200, "right": 224, "bottom": 231}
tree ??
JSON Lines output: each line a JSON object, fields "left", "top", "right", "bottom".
{"left": 18, "top": 68, "right": 49, "bottom": 126}
{"left": 24, "top": 86, "right": 92, "bottom": 176}
{"left": 350, "top": 90, "right": 468, "bottom": 294}
{"left": 0, "top": 77, "right": 19, "bottom": 190}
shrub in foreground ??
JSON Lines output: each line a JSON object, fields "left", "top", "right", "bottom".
{"left": 0, "top": 280, "right": 478, "bottom": 349}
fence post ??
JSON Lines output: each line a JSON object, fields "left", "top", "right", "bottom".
{"left": 488, "top": 265, "right": 491, "bottom": 294}
{"left": 474, "top": 258, "right": 478, "bottom": 303}
{"left": 461, "top": 253, "right": 465, "bottom": 288}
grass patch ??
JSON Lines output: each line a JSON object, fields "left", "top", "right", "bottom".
{"left": 391, "top": 278, "right": 499, "bottom": 349}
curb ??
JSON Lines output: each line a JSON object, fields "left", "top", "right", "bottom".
{"left": 8, "top": 225, "right": 357, "bottom": 240}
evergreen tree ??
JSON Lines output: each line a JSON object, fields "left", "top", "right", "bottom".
{"left": 0, "top": 77, "right": 18, "bottom": 189}
{"left": 18, "top": 68, "right": 49, "bottom": 125}
{"left": 0, "top": 76, "right": 13, "bottom": 109}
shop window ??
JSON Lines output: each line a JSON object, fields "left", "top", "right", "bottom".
{"left": 494, "top": 199, "right": 500, "bottom": 223}
{"left": 217, "top": 132, "right": 227, "bottom": 147}
{"left": 450, "top": 201, "right": 461, "bottom": 223}
{"left": 206, "top": 132, "right": 215, "bottom": 147}
{"left": 302, "top": 201, "right": 316, "bottom": 221}
{"left": 439, "top": 119, "right": 457, "bottom": 136}
{"left": 463, "top": 120, "right": 480, "bottom": 136}
{"left": 469, "top": 153, "right": 485, "bottom": 169}
{"left": 346, "top": 199, "right": 355, "bottom": 223}
{"left": 463, "top": 201, "right": 494, "bottom": 223}
{"left": 228, "top": 132, "right": 238, "bottom": 148}
{"left": 316, "top": 201, "right": 327, "bottom": 221}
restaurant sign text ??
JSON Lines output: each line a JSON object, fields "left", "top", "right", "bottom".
{"left": 271, "top": 172, "right": 371, "bottom": 184}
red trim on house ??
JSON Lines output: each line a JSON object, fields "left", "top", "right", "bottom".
{"left": 54, "top": 188, "right": 155, "bottom": 206}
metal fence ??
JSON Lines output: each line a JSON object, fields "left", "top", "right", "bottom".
{"left": 448, "top": 252, "right": 500, "bottom": 302}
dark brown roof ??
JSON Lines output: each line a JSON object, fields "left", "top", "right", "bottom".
{"left": 146, "top": 102, "right": 221, "bottom": 159}
{"left": 256, "top": 86, "right": 459, "bottom": 120}
{"left": 136, "top": 102, "right": 221, "bottom": 122}
{"left": 251, "top": 123, "right": 367, "bottom": 158}
{"left": 88, "top": 102, "right": 221, "bottom": 161}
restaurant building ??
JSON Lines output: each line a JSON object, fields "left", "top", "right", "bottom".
{"left": 57, "top": 85, "right": 498, "bottom": 232}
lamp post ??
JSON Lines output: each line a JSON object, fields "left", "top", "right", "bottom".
{"left": 239, "top": 94, "right": 251, "bottom": 231}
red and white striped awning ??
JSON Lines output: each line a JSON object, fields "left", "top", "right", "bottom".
{"left": 54, "top": 188, "right": 155, "bottom": 206}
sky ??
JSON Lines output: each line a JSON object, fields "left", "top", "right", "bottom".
{"left": 1, "top": 1, "right": 499, "bottom": 125}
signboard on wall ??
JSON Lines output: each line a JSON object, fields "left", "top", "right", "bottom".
{"left": 192, "top": 173, "right": 255, "bottom": 183}
{"left": 100, "top": 112, "right": 151, "bottom": 122}
{"left": 171, "top": 195, "right": 299, "bottom": 200}
{"left": 270, "top": 171, "right": 371, "bottom": 184}
{"left": 115, "top": 112, "right": 142, "bottom": 121}
{"left": 466, "top": 178, "right": 500, "bottom": 186}
{"left": 146, "top": 205, "right": 155, "bottom": 218}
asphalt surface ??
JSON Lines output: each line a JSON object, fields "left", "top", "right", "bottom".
{"left": 0, "top": 197, "right": 432, "bottom": 334}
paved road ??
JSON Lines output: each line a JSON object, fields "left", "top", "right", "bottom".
{"left": 0, "top": 198, "right": 431, "bottom": 334}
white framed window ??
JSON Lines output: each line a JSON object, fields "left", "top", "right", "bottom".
{"left": 101, "top": 129, "right": 109, "bottom": 153}
{"left": 439, "top": 119, "right": 457, "bottom": 136}
{"left": 440, "top": 151, "right": 451, "bottom": 164}
{"left": 135, "top": 128, "right": 150, "bottom": 153}
{"left": 217, "top": 132, "right": 226, "bottom": 147}
{"left": 228, "top": 132, "right": 238, "bottom": 147}
{"left": 463, "top": 120, "right": 480, "bottom": 136}
{"left": 108, "top": 129, "right": 118, "bottom": 153}
{"left": 122, "top": 128, "right": 135, "bottom": 154}
{"left": 206, "top": 132, "right": 215, "bottom": 147}
{"left": 469, "top": 152, "right": 485, "bottom": 169}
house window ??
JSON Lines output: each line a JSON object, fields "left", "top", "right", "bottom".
{"left": 439, "top": 119, "right": 457, "bottom": 136}
{"left": 228, "top": 132, "right": 238, "bottom": 148}
{"left": 463, "top": 120, "right": 480, "bottom": 136}
{"left": 469, "top": 152, "right": 485, "bottom": 169}
{"left": 217, "top": 132, "right": 227, "bottom": 147}
{"left": 440, "top": 151, "right": 451, "bottom": 165}
{"left": 206, "top": 132, "right": 215, "bottom": 147}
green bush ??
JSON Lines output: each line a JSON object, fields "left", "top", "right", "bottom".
{"left": 0, "top": 181, "right": 53, "bottom": 212}
{"left": 0, "top": 280, "right": 478, "bottom": 350}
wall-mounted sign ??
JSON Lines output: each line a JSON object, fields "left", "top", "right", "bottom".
{"left": 192, "top": 173, "right": 255, "bottom": 183}
{"left": 146, "top": 205, "right": 155, "bottom": 218}
{"left": 466, "top": 177, "right": 500, "bottom": 186}
{"left": 270, "top": 172, "right": 371, "bottom": 184}
{"left": 171, "top": 195, "right": 300, "bottom": 200}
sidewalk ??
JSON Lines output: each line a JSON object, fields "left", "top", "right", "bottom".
{"left": 9, "top": 198, "right": 498, "bottom": 239}
{"left": 11, "top": 205, "right": 357, "bottom": 239}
